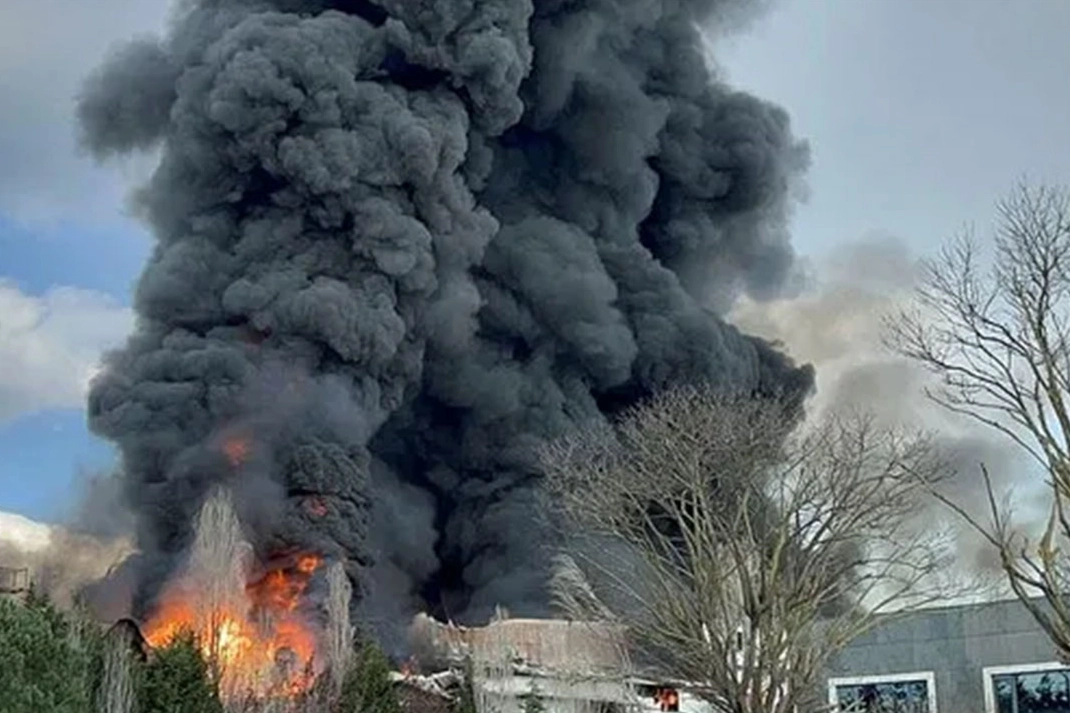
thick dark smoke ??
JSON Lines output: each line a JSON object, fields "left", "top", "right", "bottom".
{"left": 78, "top": 0, "right": 813, "bottom": 634}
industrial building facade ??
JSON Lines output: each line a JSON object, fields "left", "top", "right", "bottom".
{"left": 825, "top": 598, "right": 1069, "bottom": 712}
{"left": 412, "top": 603, "right": 1070, "bottom": 713}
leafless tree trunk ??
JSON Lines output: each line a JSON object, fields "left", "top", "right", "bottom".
{"left": 886, "top": 181, "right": 1070, "bottom": 659}
{"left": 324, "top": 561, "right": 354, "bottom": 699}
{"left": 98, "top": 636, "right": 136, "bottom": 713}
{"left": 540, "top": 385, "right": 954, "bottom": 713}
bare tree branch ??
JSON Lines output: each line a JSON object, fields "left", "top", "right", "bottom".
{"left": 886, "top": 180, "right": 1070, "bottom": 661}
{"left": 539, "top": 385, "right": 955, "bottom": 713}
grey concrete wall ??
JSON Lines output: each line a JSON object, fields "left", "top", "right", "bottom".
{"left": 826, "top": 599, "right": 1062, "bottom": 712}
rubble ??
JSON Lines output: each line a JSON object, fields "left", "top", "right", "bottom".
{"left": 391, "top": 670, "right": 459, "bottom": 713}
{"left": 390, "top": 670, "right": 461, "bottom": 698}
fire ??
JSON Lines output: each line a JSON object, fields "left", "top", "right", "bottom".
{"left": 222, "top": 436, "right": 251, "bottom": 467}
{"left": 655, "top": 688, "right": 680, "bottom": 712}
{"left": 142, "top": 553, "right": 324, "bottom": 700}
{"left": 400, "top": 655, "right": 419, "bottom": 677}
{"left": 304, "top": 496, "right": 329, "bottom": 518}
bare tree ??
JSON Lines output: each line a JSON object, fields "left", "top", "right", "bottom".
{"left": 886, "top": 181, "right": 1070, "bottom": 659}
{"left": 98, "top": 633, "right": 136, "bottom": 713}
{"left": 539, "top": 385, "right": 953, "bottom": 713}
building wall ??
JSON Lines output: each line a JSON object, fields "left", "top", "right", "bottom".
{"left": 476, "top": 674, "right": 713, "bottom": 713}
{"left": 478, "top": 674, "right": 631, "bottom": 713}
{"left": 826, "top": 598, "right": 1064, "bottom": 712}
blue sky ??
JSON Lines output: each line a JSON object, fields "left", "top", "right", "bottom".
{"left": 0, "top": 216, "right": 147, "bottom": 297}
{"left": 0, "top": 213, "right": 146, "bottom": 516}
{"left": 2, "top": 0, "right": 1070, "bottom": 524}
{"left": 0, "top": 220, "right": 142, "bottom": 518}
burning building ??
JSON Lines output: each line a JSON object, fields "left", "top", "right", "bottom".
{"left": 122, "top": 489, "right": 350, "bottom": 701}
{"left": 76, "top": 0, "right": 812, "bottom": 685}
{"left": 408, "top": 612, "right": 711, "bottom": 713}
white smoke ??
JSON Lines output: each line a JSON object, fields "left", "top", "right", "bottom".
{"left": 0, "top": 509, "right": 134, "bottom": 610}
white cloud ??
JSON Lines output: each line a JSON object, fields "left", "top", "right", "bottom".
{"left": 0, "top": 510, "right": 53, "bottom": 553}
{"left": 0, "top": 0, "right": 169, "bottom": 229}
{"left": 0, "top": 280, "right": 133, "bottom": 424}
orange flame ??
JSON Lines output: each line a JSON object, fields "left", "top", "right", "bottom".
{"left": 656, "top": 688, "right": 680, "bottom": 712}
{"left": 142, "top": 553, "right": 324, "bottom": 700}
{"left": 304, "top": 496, "right": 329, "bottom": 518}
{"left": 400, "top": 655, "right": 419, "bottom": 678}
{"left": 222, "top": 436, "right": 251, "bottom": 467}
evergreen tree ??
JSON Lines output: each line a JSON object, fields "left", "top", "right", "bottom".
{"left": 136, "top": 630, "right": 224, "bottom": 713}
{"left": 0, "top": 596, "right": 101, "bottom": 713}
{"left": 336, "top": 638, "right": 401, "bottom": 713}
{"left": 519, "top": 683, "right": 546, "bottom": 713}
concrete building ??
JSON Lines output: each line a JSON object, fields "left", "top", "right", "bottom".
{"left": 826, "top": 598, "right": 1069, "bottom": 713}
{"left": 410, "top": 599, "right": 1069, "bottom": 713}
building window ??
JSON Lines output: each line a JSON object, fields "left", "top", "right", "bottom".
{"left": 634, "top": 684, "right": 680, "bottom": 712}
{"left": 654, "top": 688, "right": 679, "bottom": 712}
{"left": 983, "top": 663, "right": 1070, "bottom": 713}
{"left": 828, "top": 672, "right": 936, "bottom": 713}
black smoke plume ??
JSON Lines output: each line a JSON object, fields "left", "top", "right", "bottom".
{"left": 78, "top": 0, "right": 813, "bottom": 635}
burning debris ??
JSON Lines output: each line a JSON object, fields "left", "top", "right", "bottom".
{"left": 77, "top": 0, "right": 812, "bottom": 639}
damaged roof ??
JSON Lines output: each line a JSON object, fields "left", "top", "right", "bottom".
{"left": 411, "top": 614, "right": 629, "bottom": 674}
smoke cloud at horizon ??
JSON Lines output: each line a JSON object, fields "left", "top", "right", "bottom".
{"left": 76, "top": 0, "right": 814, "bottom": 635}
{"left": 730, "top": 235, "right": 1046, "bottom": 578}
{"left": 0, "top": 520, "right": 134, "bottom": 612}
